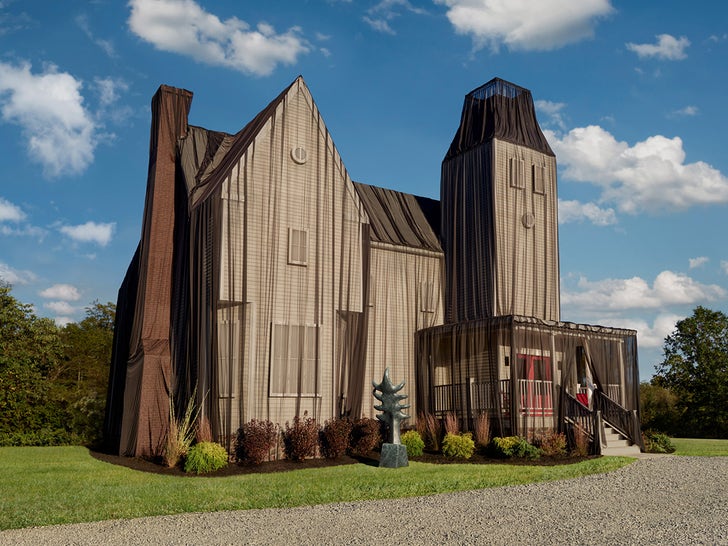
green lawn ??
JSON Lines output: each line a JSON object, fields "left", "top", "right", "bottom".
{"left": 0, "top": 446, "right": 632, "bottom": 530}
{"left": 672, "top": 437, "right": 728, "bottom": 457}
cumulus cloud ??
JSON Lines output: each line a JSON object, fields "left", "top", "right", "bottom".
{"left": 39, "top": 283, "right": 81, "bottom": 301}
{"left": 58, "top": 221, "right": 115, "bottom": 246}
{"left": 626, "top": 34, "right": 690, "bottom": 60}
{"left": 535, "top": 99, "right": 567, "bottom": 130}
{"left": 0, "top": 262, "right": 37, "bottom": 285}
{"left": 364, "top": 0, "right": 427, "bottom": 35}
{"left": 44, "top": 300, "right": 77, "bottom": 315}
{"left": 128, "top": 0, "right": 310, "bottom": 76}
{"left": 558, "top": 199, "right": 617, "bottom": 226}
{"left": 545, "top": 125, "right": 728, "bottom": 214}
{"left": 614, "top": 313, "right": 681, "bottom": 348}
{"left": 0, "top": 61, "right": 97, "bottom": 177}
{"left": 436, "top": 0, "right": 614, "bottom": 52}
{"left": 688, "top": 256, "right": 709, "bottom": 269}
{"left": 562, "top": 271, "right": 726, "bottom": 312}
{"left": 0, "top": 196, "right": 25, "bottom": 222}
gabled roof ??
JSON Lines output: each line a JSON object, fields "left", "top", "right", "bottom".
{"left": 353, "top": 182, "right": 442, "bottom": 252}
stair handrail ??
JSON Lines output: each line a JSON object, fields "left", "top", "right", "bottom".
{"left": 563, "top": 391, "right": 595, "bottom": 442}
{"left": 593, "top": 390, "right": 644, "bottom": 451}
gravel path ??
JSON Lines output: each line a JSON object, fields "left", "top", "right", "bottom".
{"left": 2, "top": 456, "right": 727, "bottom": 545}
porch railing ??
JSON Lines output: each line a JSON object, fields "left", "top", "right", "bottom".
{"left": 517, "top": 379, "right": 553, "bottom": 416}
{"left": 564, "top": 391, "right": 595, "bottom": 440}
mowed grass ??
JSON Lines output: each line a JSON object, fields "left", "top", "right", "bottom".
{"left": 0, "top": 446, "right": 632, "bottom": 530}
{"left": 672, "top": 437, "right": 728, "bottom": 457}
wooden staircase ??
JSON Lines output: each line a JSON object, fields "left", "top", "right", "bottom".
{"left": 600, "top": 422, "right": 641, "bottom": 457}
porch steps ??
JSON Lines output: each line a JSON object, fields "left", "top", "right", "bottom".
{"left": 601, "top": 423, "right": 641, "bottom": 457}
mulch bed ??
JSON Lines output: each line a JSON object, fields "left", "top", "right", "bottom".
{"left": 90, "top": 449, "right": 593, "bottom": 477}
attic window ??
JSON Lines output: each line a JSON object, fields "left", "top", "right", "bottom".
{"left": 291, "top": 146, "right": 307, "bottom": 165}
{"left": 509, "top": 158, "right": 525, "bottom": 189}
{"left": 288, "top": 228, "right": 308, "bottom": 266}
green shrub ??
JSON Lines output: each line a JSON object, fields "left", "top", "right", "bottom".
{"left": 442, "top": 432, "right": 475, "bottom": 459}
{"left": 490, "top": 436, "right": 542, "bottom": 459}
{"left": 401, "top": 430, "right": 425, "bottom": 457}
{"left": 0, "top": 428, "right": 80, "bottom": 447}
{"left": 535, "top": 430, "right": 567, "bottom": 457}
{"left": 642, "top": 430, "right": 676, "bottom": 454}
{"left": 235, "top": 419, "right": 278, "bottom": 465}
{"left": 283, "top": 414, "right": 319, "bottom": 462}
{"left": 184, "top": 442, "right": 229, "bottom": 474}
{"left": 349, "top": 418, "right": 383, "bottom": 456}
{"left": 320, "top": 418, "right": 352, "bottom": 459}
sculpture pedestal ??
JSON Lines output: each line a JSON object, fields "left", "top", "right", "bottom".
{"left": 379, "top": 443, "right": 408, "bottom": 468}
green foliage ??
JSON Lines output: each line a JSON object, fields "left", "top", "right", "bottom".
{"left": 442, "top": 432, "right": 475, "bottom": 459}
{"left": 235, "top": 419, "right": 278, "bottom": 465}
{"left": 164, "top": 390, "right": 199, "bottom": 468}
{"left": 183, "top": 442, "right": 229, "bottom": 474}
{"left": 319, "top": 418, "right": 352, "bottom": 459}
{"left": 535, "top": 430, "right": 567, "bottom": 457}
{"left": 640, "top": 382, "right": 682, "bottom": 435}
{"left": 401, "top": 430, "right": 425, "bottom": 457}
{"left": 283, "top": 414, "right": 319, "bottom": 461}
{"left": 489, "top": 436, "right": 542, "bottom": 459}
{"left": 0, "top": 428, "right": 80, "bottom": 447}
{"left": 349, "top": 417, "right": 383, "bottom": 456}
{"left": 654, "top": 306, "right": 728, "bottom": 438}
{"left": 642, "top": 430, "right": 676, "bottom": 454}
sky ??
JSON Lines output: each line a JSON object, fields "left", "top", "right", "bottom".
{"left": 1, "top": 0, "right": 727, "bottom": 381}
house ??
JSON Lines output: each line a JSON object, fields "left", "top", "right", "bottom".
{"left": 103, "top": 76, "right": 642, "bottom": 458}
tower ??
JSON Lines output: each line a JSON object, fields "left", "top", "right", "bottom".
{"left": 441, "top": 78, "right": 560, "bottom": 323}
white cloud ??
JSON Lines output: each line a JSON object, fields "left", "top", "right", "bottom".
{"left": 39, "top": 283, "right": 81, "bottom": 301}
{"left": 721, "top": 261, "right": 728, "bottom": 275}
{"left": 0, "top": 196, "right": 25, "bottom": 222}
{"left": 669, "top": 105, "right": 698, "bottom": 118}
{"left": 688, "top": 256, "right": 709, "bottom": 269}
{"left": 59, "top": 221, "right": 115, "bottom": 246}
{"left": 436, "top": 0, "right": 613, "bottom": 52}
{"left": 0, "top": 262, "right": 37, "bottom": 285}
{"left": 626, "top": 34, "right": 690, "bottom": 60}
{"left": 562, "top": 271, "right": 726, "bottom": 312}
{"left": 0, "top": 61, "right": 97, "bottom": 177}
{"left": 76, "top": 13, "right": 117, "bottom": 57}
{"left": 364, "top": 0, "right": 427, "bottom": 35}
{"left": 44, "top": 300, "right": 77, "bottom": 315}
{"left": 535, "top": 99, "right": 567, "bottom": 130}
{"left": 545, "top": 125, "right": 728, "bottom": 214}
{"left": 558, "top": 199, "right": 617, "bottom": 226}
{"left": 615, "top": 313, "right": 681, "bottom": 348}
{"left": 53, "top": 316, "right": 75, "bottom": 327}
{"left": 128, "top": 0, "right": 310, "bottom": 77}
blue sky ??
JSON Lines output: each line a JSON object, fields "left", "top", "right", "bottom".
{"left": 1, "top": 0, "right": 727, "bottom": 381}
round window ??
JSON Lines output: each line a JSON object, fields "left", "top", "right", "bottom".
{"left": 291, "top": 146, "right": 307, "bottom": 165}
{"left": 522, "top": 212, "right": 535, "bottom": 229}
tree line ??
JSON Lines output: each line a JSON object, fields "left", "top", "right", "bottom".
{"left": 0, "top": 283, "right": 114, "bottom": 446}
{"left": 1, "top": 282, "right": 726, "bottom": 445}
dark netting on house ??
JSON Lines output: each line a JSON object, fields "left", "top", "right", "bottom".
{"left": 416, "top": 316, "right": 643, "bottom": 450}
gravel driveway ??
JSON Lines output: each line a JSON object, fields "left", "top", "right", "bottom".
{"left": 2, "top": 455, "right": 727, "bottom": 545}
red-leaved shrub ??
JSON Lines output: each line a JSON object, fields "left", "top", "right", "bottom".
{"left": 283, "top": 414, "right": 319, "bottom": 462}
{"left": 349, "top": 417, "right": 383, "bottom": 456}
{"left": 235, "top": 419, "right": 278, "bottom": 465}
{"left": 320, "top": 417, "right": 352, "bottom": 459}
{"left": 535, "top": 430, "right": 567, "bottom": 457}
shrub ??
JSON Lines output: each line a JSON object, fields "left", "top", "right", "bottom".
{"left": 416, "top": 412, "right": 440, "bottom": 452}
{"left": 184, "top": 441, "right": 228, "bottom": 474}
{"left": 642, "top": 430, "right": 676, "bottom": 454}
{"left": 349, "top": 417, "right": 382, "bottom": 456}
{"left": 535, "top": 430, "right": 567, "bottom": 457}
{"left": 0, "top": 428, "right": 80, "bottom": 447}
{"left": 489, "top": 436, "right": 541, "bottom": 459}
{"left": 571, "top": 426, "right": 590, "bottom": 457}
{"left": 443, "top": 412, "right": 460, "bottom": 435}
{"left": 442, "top": 432, "right": 475, "bottom": 459}
{"left": 401, "top": 430, "right": 425, "bottom": 457}
{"left": 283, "top": 414, "right": 319, "bottom": 462}
{"left": 320, "top": 418, "right": 352, "bottom": 459}
{"left": 235, "top": 419, "right": 278, "bottom": 465}
{"left": 473, "top": 412, "right": 491, "bottom": 448}
{"left": 163, "top": 391, "right": 199, "bottom": 468}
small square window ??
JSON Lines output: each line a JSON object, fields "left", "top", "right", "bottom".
{"left": 288, "top": 228, "right": 307, "bottom": 266}
{"left": 509, "top": 157, "right": 525, "bottom": 189}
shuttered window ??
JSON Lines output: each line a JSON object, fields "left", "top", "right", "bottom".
{"left": 270, "top": 324, "right": 319, "bottom": 397}
{"left": 509, "top": 157, "right": 525, "bottom": 189}
{"left": 288, "top": 228, "right": 308, "bottom": 266}
{"left": 533, "top": 164, "right": 546, "bottom": 194}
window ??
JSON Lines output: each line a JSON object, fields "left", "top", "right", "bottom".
{"left": 420, "top": 281, "right": 436, "bottom": 313}
{"left": 217, "top": 306, "right": 243, "bottom": 398}
{"left": 509, "top": 157, "right": 525, "bottom": 189}
{"left": 532, "top": 164, "right": 546, "bottom": 194}
{"left": 270, "top": 324, "right": 319, "bottom": 397}
{"left": 288, "top": 228, "right": 308, "bottom": 266}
